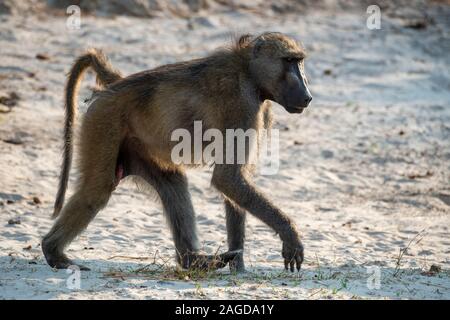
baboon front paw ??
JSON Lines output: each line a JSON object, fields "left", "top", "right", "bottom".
{"left": 182, "top": 250, "right": 242, "bottom": 271}
{"left": 282, "top": 241, "right": 304, "bottom": 272}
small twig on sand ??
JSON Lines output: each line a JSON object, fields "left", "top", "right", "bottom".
{"left": 393, "top": 229, "right": 426, "bottom": 277}
{"left": 308, "top": 288, "right": 326, "bottom": 298}
{"left": 107, "top": 255, "right": 153, "bottom": 260}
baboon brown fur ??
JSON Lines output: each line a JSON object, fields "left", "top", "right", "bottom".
{"left": 42, "top": 32, "right": 312, "bottom": 272}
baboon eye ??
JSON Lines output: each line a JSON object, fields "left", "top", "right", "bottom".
{"left": 284, "top": 57, "right": 301, "bottom": 63}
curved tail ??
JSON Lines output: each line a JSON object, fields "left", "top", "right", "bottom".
{"left": 53, "top": 49, "right": 122, "bottom": 219}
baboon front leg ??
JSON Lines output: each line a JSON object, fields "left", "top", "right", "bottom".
{"left": 225, "top": 199, "right": 246, "bottom": 272}
{"left": 126, "top": 154, "right": 238, "bottom": 270}
{"left": 213, "top": 165, "right": 303, "bottom": 272}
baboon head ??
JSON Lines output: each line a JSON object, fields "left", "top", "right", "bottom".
{"left": 246, "top": 32, "right": 312, "bottom": 113}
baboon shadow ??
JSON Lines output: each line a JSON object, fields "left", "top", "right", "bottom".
{"left": 0, "top": 256, "right": 445, "bottom": 299}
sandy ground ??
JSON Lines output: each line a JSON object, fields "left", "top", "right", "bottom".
{"left": 0, "top": 5, "right": 449, "bottom": 299}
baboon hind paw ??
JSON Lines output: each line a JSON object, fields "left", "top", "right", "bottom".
{"left": 182, "top": 250, "right": 242, "bottom": 271}
{"left": 43, "top": 253, "right": 90, "bottom": 271}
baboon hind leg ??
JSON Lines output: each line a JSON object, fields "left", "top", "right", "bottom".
{"left": 125, "top": 151, "right": 238, "bottom": 270}
{"left": 123, "top": 152, "right": 199, "bottom": 266}
{"left": 43, "top": 109, "right": 121, "bottom": 270}
{"left": 225, "top": 199, "right": 246, "bottom": 272}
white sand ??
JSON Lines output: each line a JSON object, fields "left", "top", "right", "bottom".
{"left": 0, "top": 5, "right": 449, "bottom": 299}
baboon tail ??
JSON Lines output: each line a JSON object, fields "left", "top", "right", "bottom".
{"left": 52, "top": 49, "right": 122, "bottom": 219}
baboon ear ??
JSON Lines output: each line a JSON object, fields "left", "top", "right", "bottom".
{"left": 238, "top": 34, "right": 253, "bottom": 48}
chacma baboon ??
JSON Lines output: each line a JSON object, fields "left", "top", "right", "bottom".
{"left": 42, "top": 32, "right": 312, "bottom": 272}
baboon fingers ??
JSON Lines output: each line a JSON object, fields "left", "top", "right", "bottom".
{"left": 283, "top": 254, "right": 302, "bottom": 272}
